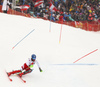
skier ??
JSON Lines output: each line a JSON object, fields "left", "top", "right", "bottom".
{"left": 7, "top": 54, "right": 42, "bottom": 77}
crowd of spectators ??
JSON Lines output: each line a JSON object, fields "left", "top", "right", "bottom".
{"left": 0, "top": 0, "right": 100, "bottom": 23}
{"left": 0, "top": 0, "right": 3, "bottom": 5}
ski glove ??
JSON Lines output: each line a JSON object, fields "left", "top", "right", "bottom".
{"left": 39, "top": 67, "right": 43, "bottom": 72}
{"left": 29, "top": 63, "right": 34, "bottom": 68}
{"left": 29, "top": 65, "right": 33, "bottom": 68}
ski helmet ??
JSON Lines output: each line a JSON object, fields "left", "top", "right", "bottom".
{"left": 31, "top": 54, "right": 36, "bottom": 60}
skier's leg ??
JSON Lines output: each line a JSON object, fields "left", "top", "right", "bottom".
{"left": 7, "top": 70, "right": 21, "bottom": 76}
{"left": 7, "top": 63, "right": 28, "bottom": 76}
{"left": 18, "top": 69, "right": 33, "bottom": 77}
{"left": 23, "top": 69, "right": 33, "bottom": 75}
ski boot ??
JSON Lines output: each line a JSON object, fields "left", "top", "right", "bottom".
{"left": 18, "top": 72, "right": 23, "bottom": 77}
{"left": 7, "top": 72, "right": 12, "bottom": 77}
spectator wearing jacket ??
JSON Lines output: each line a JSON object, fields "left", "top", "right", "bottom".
{"left": 73, "top": 12, "right": 79, "bottom": 21}
{"left": 0, "top": 0, "right": 3, "bottom": 5}
{"left": 97, "top": 17, "right": 100, "bottom": 24}
{"left": 2, "top": 0, "right": 11, "bottom": 13}
{"left": 88, "top": 12, "right": 93, "bottom": 21}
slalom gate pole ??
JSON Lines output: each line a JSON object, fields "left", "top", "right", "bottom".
{"left": 49, "top": 20, "right": 51, "bottom": 32}
{"left": 12, "top": 29, "right": 35, "bottom": 49}
{"left": 73, "top": 49, "right": 98, "bottom": 63}
{"left": 49, "top": 11, "right": 52, "bottom": 32}
{"left": 59, "top": 20, "right": 63, "bottom": 43}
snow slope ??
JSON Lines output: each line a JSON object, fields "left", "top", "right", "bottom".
{"left": 0, "top": 13, "right": 100, "bottom": 87}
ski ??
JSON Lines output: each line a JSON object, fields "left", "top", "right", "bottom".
{"left": 17, "top": 75, "right": 26, "bottom": 83}
{"left": 5, "top": 70, "right": 26, "bottom": 83}
{"left": 5, "top": 70, "right": 12, "bottom": 82}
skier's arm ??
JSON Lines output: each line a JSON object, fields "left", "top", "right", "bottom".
{"left": 26, "top": 58, "right": 34, "bottom": 69}
{"left": 36, "top": 60, "right": 43, "bottom": 72}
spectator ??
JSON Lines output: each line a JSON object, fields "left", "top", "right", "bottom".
{"left": 92, "top": 10, "right": 98, "bottom": 21}
{"left": 97, "top": 17, "right": 100, "bottom": 24}
{"left": 2, "top": 0, "right": 11, "bottom": 13}
{"left": 83, "top": 12, "right": 88, "bottom": 21}
{"left": 54, "top": 0, "right": 58, "bottom": 7}
{"left": 88, "top": 12, "right": 93, "bottom": 21}
{"left": 56, "top": 11, "right": 60, "bottom": 21}
{"left": 68, "top": 12, "right": 74, "bottom": 21}
{"left": 59, "top": 13, "right": 63, "bottom": 21}
{"left": 51, "top": 12, "right": 56, "bottom": 21}
{"left": 0, "top": 0, "right": 3, "bottom": 5}
{"left": 73, "top": 12, "right": 79, "bottom": 21}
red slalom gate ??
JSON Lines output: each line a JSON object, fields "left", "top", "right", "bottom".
{"left": 73, "top": 49, "right": 98, "bottom": 63}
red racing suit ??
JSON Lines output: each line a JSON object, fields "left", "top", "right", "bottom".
{"left": 21, "top": 58, "right": 41, "bottom": 71}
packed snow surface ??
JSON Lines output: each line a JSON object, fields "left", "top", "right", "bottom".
{"left": 0, "top": 13, "right": 100, "bottom": 87}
